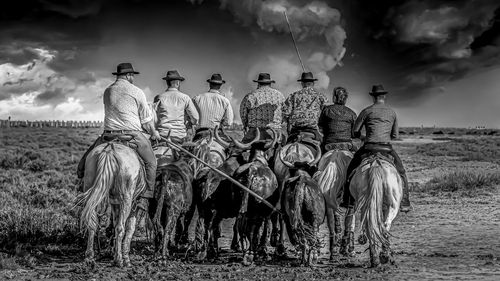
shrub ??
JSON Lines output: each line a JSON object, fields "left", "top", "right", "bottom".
{"left": 418, "top": 171, "right": 500, "bottom": 197}
{"left": 416, "top": 137, "right": 500, "bottom": 164}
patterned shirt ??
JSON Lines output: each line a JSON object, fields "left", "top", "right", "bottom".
{"left": 283, "top": 86, "right": 327, "bottom": 130}
{"left": 103, "top": 78, "right": 153, "bottom": 131}
{"left": 319, "top": 104, "right": 357, "bottom": 144}
{"left": 193, "top": 89, "right": 234, "bottom": 129}
{"left": 240, "top": 85, "right": 285, "bottom": 129}
{"left": 355, "top": 102, "right": 398, "bottom": 143}
{"left": 154, "top": 88, "right": 199, "bottom": 138}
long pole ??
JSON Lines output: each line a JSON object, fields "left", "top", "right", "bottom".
{"left": 162, "top": 138, "right": 280, "bottom": 214}
{"left": 284, "top": 11, "right": 306, "bottom": 72}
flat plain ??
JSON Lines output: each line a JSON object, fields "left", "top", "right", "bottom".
{"left": 0, "top": 127, "right": 499, "bottom": 280}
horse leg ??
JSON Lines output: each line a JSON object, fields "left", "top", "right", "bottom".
{"left": 369, "top": 240, "right": 380, "bottom": 268}
{"left": 112, "top": 202, "right": 130, "bottom": 268}
{"left": 325, "top": 206, "right": 337, "bottom": 260}
{"left": 123, "top": 208, "right": 139, "bottom": 267}
{"left": 84, "top": 226, "right": 97, "bottom": 268}
{"left": 340, "top": 207, "right": 356, "bottom": 257}
{"left": 380, "top": 205, "right": 398, "bottom": 265}
{"left": 161, "top": 206, "right": 179, "bottom": 261}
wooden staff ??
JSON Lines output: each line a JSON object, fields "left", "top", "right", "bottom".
{"left": 162, "top": 137, "right": 281, "bottom": 214}
{"left": 284, "top": 11, "right": 306, "bottom": 72}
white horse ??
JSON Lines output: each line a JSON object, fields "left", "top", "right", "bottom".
{"left": 75, "top": 142, "right": 146, "bottom": 268}
{"left": 346, "top": 156, "right": 402, "bottom": 267}
{"left": 313, "top": 150, "right": 353, "bottom": 260}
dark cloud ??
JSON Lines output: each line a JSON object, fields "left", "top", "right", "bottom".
{"left": 35, "top": 87, "right": 67, "bottom": 105}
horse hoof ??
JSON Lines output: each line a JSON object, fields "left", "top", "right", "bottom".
{"left": 114, "top": 260, "right": 124, "bottom": 268}
{"left": 270, "top": 233, "right": 279, "bottom": 247}
{"left": 196, "top": 251, "right": 207, "bottom": 261}
{"left": 84, "top": 258, "right": 96, "bottom": 269}
{"left": 242, "top": 254, "right": 254, "bottom": 266}
{"left": 358, "top": 234, "right": 368, "bottom": 245}
{"left": 275, "top": 244, "right": 286, "bottom": 257}
{"left": 124, "top": 260, "right": 132, "bottom": 268}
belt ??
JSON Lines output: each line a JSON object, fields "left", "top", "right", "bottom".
{"left": 103, "top": 130, "right": 138, "bottom": 134}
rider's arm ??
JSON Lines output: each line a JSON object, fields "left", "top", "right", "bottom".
{"left": 222, "top": 99, "right": 234, "bottom": 127}
{"left": 240, "top": 95, "right": 249, "bottom": 131}
{"left": 391, "top": 113, "right": 399, "bottom": 140}
{"left": 185, "top": 98, "right": 199, "bottom": 127}
{"left": 142, "top": 121, "right": 160, "bottom": 140}
{"left": 352, "top": 110, "right": 365, "bottom": 139}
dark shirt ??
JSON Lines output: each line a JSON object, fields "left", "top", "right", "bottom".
{"left": 319, "top": 104, "right": 357, "bottom": 144}
{"left": 355, "top": 103, "right": 398, "bottom": 143}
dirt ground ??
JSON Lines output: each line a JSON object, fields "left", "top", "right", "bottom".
{"left": 2, "top": 137, "right": 500, "bottom": 281}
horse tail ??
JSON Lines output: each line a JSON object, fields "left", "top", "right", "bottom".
{"left": 316, "top": 161, "right": 338, "bottom": 209}
{"left": 75, "top": 145, "right": 118, "bottom": 232}
{"left": 359, "top": 161, "right": 389, "bottom": 248}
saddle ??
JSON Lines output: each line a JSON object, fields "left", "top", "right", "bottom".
{"left": 101, "top": 133, "right": 137, "bottom": 149}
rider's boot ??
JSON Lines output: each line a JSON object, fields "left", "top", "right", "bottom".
{"left": 400, "top": 173, "right": 412, "bottom": 213}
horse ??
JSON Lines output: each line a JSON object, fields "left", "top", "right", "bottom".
{"left": 75, "top": 141, "right": 146, "bottom": 268}
{"left": 313, "top": 149, "right": 353, "bottom": 260}
{"left": 279, "top": 142, "right": 324, "bottom": 266}
{"left": 346, "top": 154, "right": 403, "bottom": 267}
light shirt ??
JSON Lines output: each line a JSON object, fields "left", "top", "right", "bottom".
{"left": 354, "top": 102, "right": 398, "bottom": 143}
{"left": 240, "top": 85, "right": 285, "bottom": 129}
{"left": 193, "top": 89, "right": 233, "bottom": 128}
{"left": 103, "top": 78, "right": 153, "bottom": 131}
{"left": 154, "top": 87, "right": 199, "bottom": 138}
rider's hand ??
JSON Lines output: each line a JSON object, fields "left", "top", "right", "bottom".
{"left": 151, "top": 130, "right": 161, "bottom": 141}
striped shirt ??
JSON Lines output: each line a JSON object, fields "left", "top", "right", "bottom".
{"left": 355, "top": 102, "right": 398, "bottom": 143}
{"left": 154, "top": 88, "right": 199, "bottom": 139}
{"left": 103, "top": 78, "right": 153, "bottom": 131}
{"left": 193, "top": 89, "right": 233, "bottom": 128}
{"left": 240, "top": 85, "right": 285, "bottom": 129}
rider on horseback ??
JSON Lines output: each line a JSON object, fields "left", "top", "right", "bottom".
{"left": 283, "top": 72, "right": 327, "bottom": 144}
{"left": 192, "top": 73, "right": 233, "bottom": 142}
{"left": 340, "top": 85, "right": 412, "bottom": 212}
{"left": 77, "top": 62, "right": 161, "bottom": 211}
{"left": 318, "top": 87, "right": 357, "bottom": 153}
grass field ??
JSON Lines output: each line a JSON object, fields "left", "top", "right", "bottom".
{"left": 1, "top": 127, "right": 499, "bottom": 280}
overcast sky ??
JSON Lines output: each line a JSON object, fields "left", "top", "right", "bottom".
{"left": 0, "top": 0, "right": 499, "bottom": 128}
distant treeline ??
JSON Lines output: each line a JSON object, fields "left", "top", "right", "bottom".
{"left": 0, "top": 119, "right": 103, "bottom": 128}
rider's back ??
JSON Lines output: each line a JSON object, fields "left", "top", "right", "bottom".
{"left": 357, "top": 103, "right": 397, "bottom": 143}
{"left": 103, "top": 79, "right": 150, "bottom": 131}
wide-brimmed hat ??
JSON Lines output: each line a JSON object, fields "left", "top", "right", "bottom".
{"left": 369, "top": 84, "right": 388, "bottom": 96}
{"left": 162, "top": 70, "right": 185, "bottom": 81}
{"left": 112, "top": 63, "right": 139, "bottom": 75}
{"left": 207, "top": 73, "right": 225, "bottom": 84}
{"left": 253, "top": 73, "right": 275, "bottom": 83}
{"left": 297, "top": 72, "right": 318, "bottom": 82}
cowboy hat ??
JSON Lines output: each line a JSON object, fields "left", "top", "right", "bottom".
{"left": 369, "top": 84, "right": 388, "bottom": 96}
{"left": 162, "top": 70, "right": 185, "bottom": 81}
{"left": 297, "top": 72, "right": 318, "bottom": 82}
{"left": 112, "top": 62, "right": 139, "bottom": 75}
{"left": 207, "top": 73, "right": 225, "bottom": 84}
{"left": 253, "top": 73, "right": 275, "bottom": 83}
